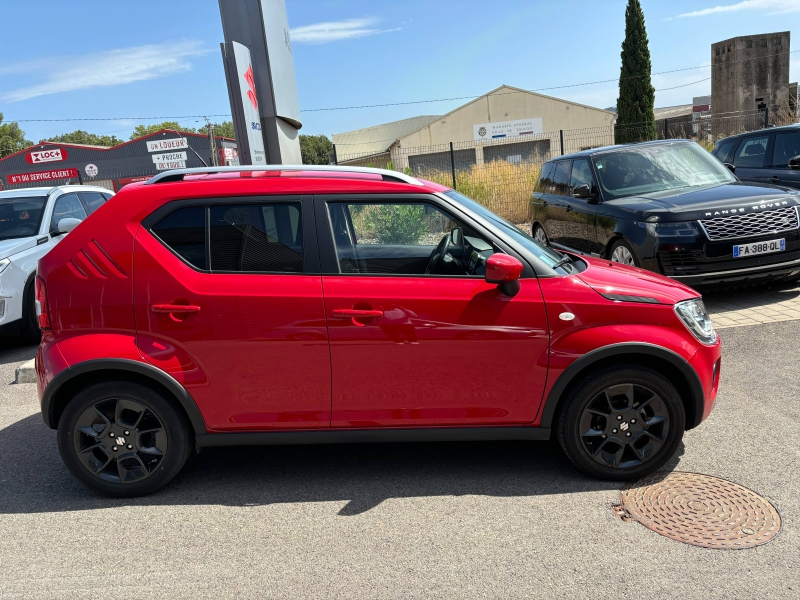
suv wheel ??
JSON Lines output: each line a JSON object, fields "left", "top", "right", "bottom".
{"left": 20, "top": 278, "right": 41, "bottom": 343}
{"left": 609, "top": 239, "right": 639, "bottom": 267}
{"left": 556, "top": 365, "right": 685, "bottom": 481}
{"left": 58, "top": 381, "right": 191, "bottom": 497}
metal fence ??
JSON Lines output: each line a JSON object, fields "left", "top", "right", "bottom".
{"left": 333, "top": 106, "right": 800, "bottom": 225}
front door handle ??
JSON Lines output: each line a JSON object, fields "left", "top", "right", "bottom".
{"left": 771, "top": 176, "right": 780, "bottom": 180}
{"left": 331, "top": 309, "right": 383, "bottom": 318}
{"left": 152, "top": 304, "right": 201, "bottom": 313}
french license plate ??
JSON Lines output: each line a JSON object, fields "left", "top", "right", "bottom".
{"left": 733, "top": 238, "right": 785, "bottom": 258}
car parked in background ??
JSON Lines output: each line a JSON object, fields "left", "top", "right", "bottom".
{"left": 530, "top": 140, "right": 800, "bottom": 289}
{"left": 35, "top": 166, "right": 720, "bottom": 497}
{"left": 0, "top": 185, "right": 112, "bottom": 340}
{"left": 712, "top": 124, "right": 800, "bottom": 190}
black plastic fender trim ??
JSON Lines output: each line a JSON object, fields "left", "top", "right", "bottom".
{"left": 41, "top": 358, "right": 208, "bottom": 434}
{"left": 537, "top": 342, "right": 705, "bottom": 430}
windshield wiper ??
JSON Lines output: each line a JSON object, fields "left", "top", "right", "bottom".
{"left": 551, "top": 255, "right": 573, "bottom": 270}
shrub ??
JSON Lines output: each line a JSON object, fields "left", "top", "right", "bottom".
{"left": 365, "top": 204, "right": 427, "bottom": 244}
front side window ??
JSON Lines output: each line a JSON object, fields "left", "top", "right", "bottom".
{"left": 570, "top": 159, "right": 594, "bottom": 190}
{"left": 0, "top": 196, "right": 46, "bottom": 240}
{"left": 733, "top": 136, "right": 769, "bottom": 168}
{"left": 50, "top": 193, "right": 87, "bottom": 233}
{"left": 772, "top": 132, "right": 800, "bottom": 168}
{"left": 327, "top": 201, "right": 494, "bottom": 277}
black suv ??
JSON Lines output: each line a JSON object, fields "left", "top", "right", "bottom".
{"left": 531, "top": 140, "right": 800, "bottom": 288}
{"left": 712, "top": 124, "right": 800, "bottom": 190}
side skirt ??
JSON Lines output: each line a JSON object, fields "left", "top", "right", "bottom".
{"left": 195, "top": 427, "right": 551, "bottom": 448}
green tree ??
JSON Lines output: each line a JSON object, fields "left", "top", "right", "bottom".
{"left": 130, "top": 121, "right": 196, "bottom": 140}
{"left": 615, "top": 0, "right": 656, "bottom": 144}
{"left": 0, "top": 113, "right": 33, "bottom": 158}
{"left": 300, "top": 134, "right": 333, "bottom": 165}
{"left": 46, "top": 130, "right": 123, "bottom": 147}
{"left": 197, "top": 121, "right": 236, "bottom": 139}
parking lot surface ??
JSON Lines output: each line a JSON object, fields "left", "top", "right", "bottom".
{"left": 0, "top": 290, "right": 798, "bottom": 599}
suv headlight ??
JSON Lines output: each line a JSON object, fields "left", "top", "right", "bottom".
{"left": 0, "top": 258, "right": 10, "bottom": 275}
{"left": 674, "top": 298, "right": 717, "bottom": 345}
{"left": 646, "top": 221, "right": 700, "bottom": 238}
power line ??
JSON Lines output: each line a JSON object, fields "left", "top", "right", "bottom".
{"left": 11, "top": 114, "right": 231, "bottom": 123}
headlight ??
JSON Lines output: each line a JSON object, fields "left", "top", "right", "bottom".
{"left": 646, "top": 221, "right": 700, "bottom": 238}
{"left": 0, "top": 258, "right": 10, "bottom": 274}
{"left": 674, "top": 298, "right": 717, "bottom": 345}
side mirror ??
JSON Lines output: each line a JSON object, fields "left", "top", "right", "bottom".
{"left": 572, "top": 183, "right": 594, "bottom": 199}
{"left": 789, "top": 156, "right": 800, "bottom": 170}
{"left": 450, "top": 227, "right": 464, "bottom": 246}
{"left": 57, "top": 217, "right": 82, "bottom": 235}
{"left": 724, "top": 163, "right": 736, "bottom": 174}
{"left": 485, "top": 254, "right": 523, "bottom": 297}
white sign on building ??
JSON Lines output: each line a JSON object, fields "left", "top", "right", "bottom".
{"left": 473, "top": 118, "right": 543, "bottom": 142}
{"left": 154, "top": 161, "right": 187, "bottom": 171}
{"left": 151, "top": 151, "right": 188, "bottom": 164}
{"left": 147, "top": 138, "right": 189, "bottom": 153}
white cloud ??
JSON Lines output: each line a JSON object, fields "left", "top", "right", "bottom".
{"left": 1, "top": 40, "right": 209, "bottom": 102}
{"left": 290, "top": 18, "right": 400, "bottom": 44}
{"left": 678, "top": 0, "right": 800, "bottom": 18}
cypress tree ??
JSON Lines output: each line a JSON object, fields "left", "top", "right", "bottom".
{"left": 615, "top": 0, "right": 656, "bottom": 144}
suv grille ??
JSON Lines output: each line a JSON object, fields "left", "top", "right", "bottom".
{"left": 699, "top": 206, "right": 799, "bottom": 241}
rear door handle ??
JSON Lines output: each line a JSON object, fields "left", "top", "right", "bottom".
{"left": 151, "top": 304, "right": 201, "bottom": 313}
{"left": 331, "top": 309, "right": 383, "bottom": 318}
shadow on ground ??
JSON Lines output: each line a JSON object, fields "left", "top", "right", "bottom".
{"left": 0, "top": 413, "right": 685, "bottom": 516}
{"left": 0, "top": 335, "right": 37, "bottom": 368}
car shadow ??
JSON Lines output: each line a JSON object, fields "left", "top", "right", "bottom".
{"left": 0, "top": 335, "right": 37, "bottom": 368}
{"left": 704, "top": 281, "right": 800, "bottom": 311}
{"left": 0, "top": 414, "right": 685, "bottom": 516}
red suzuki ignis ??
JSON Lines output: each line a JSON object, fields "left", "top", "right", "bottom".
{"left": 35, "top": 166, "right": 721, "bottom": 497}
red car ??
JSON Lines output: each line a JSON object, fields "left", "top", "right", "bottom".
{"left": 35, "top": 166, "right": 721, "bottom": 497}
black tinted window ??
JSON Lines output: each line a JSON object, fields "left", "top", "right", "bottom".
{"left": 210, "top": 204, "right": 303, "bottom": 273}
{"left": 570, "top": 159, "right": 593, "bottom": 189}
{"left": 772, "top": 132, "right": 800, "bottom": 167}
{"left": 733, "top": 136, "right": 769, "bottom": 168}
{"left": 50, "top": 193, "right": 87, "bottom": 232}
{"left": 78, "top": 192, "right": 106, "bottom": 216}
{"left": 151, "top": 207, "right": 207, "bottom": 270}
{"left": 551, "top": 161, "right": 571, "bottom": 196}
{"left": 535, "top": 162, "right": 554, "bottom": 193}
{"left": 714, "top": 139, "right": 736, "bottom": 163}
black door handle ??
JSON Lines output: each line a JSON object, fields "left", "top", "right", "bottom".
{"left": 565, "top": 206, "right": 572, "bottom": 212}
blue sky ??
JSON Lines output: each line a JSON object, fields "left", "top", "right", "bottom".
{"left": 0, "top": 0, "right": 798, "bottom": 144}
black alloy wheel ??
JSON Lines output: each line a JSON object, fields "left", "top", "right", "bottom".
{"left": 556, "top": 365, "right": 685, "bottom": 481}
{"left": 58, "top": 382, "right": 191, "bottom": 497}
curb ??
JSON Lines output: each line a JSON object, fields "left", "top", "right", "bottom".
{"left": 15, "top": 359, "right": 36, "bottom": 384}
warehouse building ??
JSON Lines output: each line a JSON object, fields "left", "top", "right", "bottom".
{"left": 0, "top": 130, "right": 237, "bottom": 192}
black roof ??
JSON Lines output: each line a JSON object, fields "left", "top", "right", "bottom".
{"left": 548, "top": 139, "right": 696, "bottom": 162}
{"left": 714, "top": 123, "right": 800, "bottom": 143}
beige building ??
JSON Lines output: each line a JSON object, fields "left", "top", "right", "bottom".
{"left": 333, "top": 85, "right": 615, "bottom": 170}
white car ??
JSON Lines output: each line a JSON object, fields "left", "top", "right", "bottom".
{"left": 0, "top": 185, "right": 113, "bottom": 341}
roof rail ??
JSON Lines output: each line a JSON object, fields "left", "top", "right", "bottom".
{"left": 144, "top": 165, "right": 424, "bottom": 186}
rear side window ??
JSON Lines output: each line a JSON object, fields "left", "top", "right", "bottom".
{"left": 551, "top": 161, "right": 572, "bottom": 196}
{"left": 151, "top": 207, "right": 207, "bottom": 270}
{"left": 713, "top": 139, "right": 737, "bottom": 163}
{"left": 50, "top": 193, "right": 88, "bottom": 232}
{"left": 772, "top": 132, "right": 800, "bottom": 167}
{"left": 78, "top": 191, "right": 106, "bottom": 216}
{"left": 534, "top": 162, "right": 554, "bottom": 193}
{"left": 733, "top": 136, "right": 769, "bottom": 168}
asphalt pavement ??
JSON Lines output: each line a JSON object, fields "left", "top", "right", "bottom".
{"left": 0, "top": 321, "right": 798, "bottom": 599}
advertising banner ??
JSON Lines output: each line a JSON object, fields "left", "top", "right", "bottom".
{"left": 230, "top": 41, "right": 267, "bottom": 165}
{"left": 151, "top": 151, "right": 188, "bottom": 164}
{"left": 473, "top": 118, "right": 543, "bottom": 142}
{"left": 146, "top": 138, "right": 188, "bottom": 153}
{"left": 26, "top": 149, "right": 68, "bottom": 164}
{"left": 7, "top": 168, "right": 79, "bottom": 185}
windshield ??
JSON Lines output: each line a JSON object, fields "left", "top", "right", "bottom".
{"left": 593, "top": 142, "right": 735, "bottom": 200}
{"left": 0, "top": 196, "right": 46, "bottom": 240}
{"left": 443, "top": 190, "right": 574, "bottom": 273}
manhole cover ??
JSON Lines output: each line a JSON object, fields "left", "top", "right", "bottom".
{"left": 620, "top": 472, "right": 781, "bottom": 549}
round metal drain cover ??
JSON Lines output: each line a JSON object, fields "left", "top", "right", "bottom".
{"left": 620, "top": 472, "right": 781, "bottom": 549}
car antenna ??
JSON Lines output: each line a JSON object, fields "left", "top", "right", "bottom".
{"left": 164, "top": 128, "right": 208, "bottom": 167}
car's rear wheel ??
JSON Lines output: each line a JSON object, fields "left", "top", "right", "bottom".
{"left": 533, "top": 224, "right": 549, "bottom": 246}
{"left": 609, "top": 239, "right": 639, "bottom": 267}
{"left": 556, "top": 365, "right": 685, "bottom": 481}
{"left": 58, "top": 381, "right": 191, "bottom": 497}
{"left": 20, "top": 278, "right": 41, "bottom": 343}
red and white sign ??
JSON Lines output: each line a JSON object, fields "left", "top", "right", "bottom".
{"left": 146, "top": 137, "right": 188, "bottom": 153}
{"left": 25, "top": 148, "right": 68, "bottom": 165}
{"left": 85, "top": 164, "right": 98, "bottom": 177}
{"left": 7, "top": 168, "right": 79, "bottom": 185}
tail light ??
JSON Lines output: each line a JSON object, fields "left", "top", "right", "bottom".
{"left": 35, "top": 276, "right": 50, "bottom": 330}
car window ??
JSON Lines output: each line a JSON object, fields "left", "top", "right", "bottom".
{"left": 50, "top": 193, "right": 88, "bottom": 233}
{"left": 327, "top": 201, "right": 495, "bottom": 276}
{"left": 151, "top": 207, "right": 207, "bottom": 270}
{"left": 733, "top": 136, "right": 769, "bottom": 168}
{"left": 570, "top": 159, "right": 594, "bottom": 190}
{"left": 772, "top": 132, "right": 800, "bottom": 168}
{"left": 713, "top": 139, "right": 737, "bottom": 163}
{"left": 551, "top": 161, "right": 572, "bottom": 196}
{"left": 78, "top": 191, "right": 106, "bottom": 216}
{"left": 210, "top": 204, "right": 303, "bottom": 273}
{"left": 0, "top": 196, "right": 47, "bottom": 240}
{"left": 534, "top": 162, "right": 554, "bottom": 193}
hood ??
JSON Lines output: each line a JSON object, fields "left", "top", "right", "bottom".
{"left": 604, "top": 182, "right": 800, "bottom": 223}
{"left": 576, "top": 256, "right": 698, "bottom": 305}
{"left": 0, "top": 237, "right": 37, "bottom": 260}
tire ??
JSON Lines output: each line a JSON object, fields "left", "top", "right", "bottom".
{"left": 556, "top": 365, "right": 685, "bottom": 481}
{"left": 19, "top": 277, "right": 41, "bottom": 343}
{"left": 533, "top": 223, "right": 549, "bottom": 246}
{"left": 57, "top": 381, "right": 192, "bottom": 497}
{"left": 608, "top": 238, "right": 640, "bottom": 267}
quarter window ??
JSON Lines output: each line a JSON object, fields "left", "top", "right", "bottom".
{"left": 713, "top": 139, "right": 737, "bottom": 163}
{"left": 50, "top": 193, "right": 87, "bottom": 233}
{"left": 151, "top": 207, "right": 207, "bottom": 270}
{"left": 78, "top": 191, "right": 106, "bottom": 216}
{"left": 772, "top": 132, "right": 800, "bottom": 168}
{"left": 733, "top": 136, "right": 769, "bottom": 168}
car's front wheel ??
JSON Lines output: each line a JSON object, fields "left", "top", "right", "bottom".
{"left": 609, "top": 239, "right": 639, "bottom": 267}
{"left": 556, "top": 365, "right": 685, "bottom": 481}
{"left": 58, "top": 381, "right": 192, "bottom": 497}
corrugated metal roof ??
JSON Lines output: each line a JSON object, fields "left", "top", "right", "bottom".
{"left": 332, "top": 115, "right": 441, "bottom": 157}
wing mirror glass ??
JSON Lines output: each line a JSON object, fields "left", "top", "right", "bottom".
{"left": 724, "top": 162, "right": 736, "bottom": 174}
{"left": 572, "top": 183, "right": 594, "bottom": 199}
{"left": 57, "top": 217, "right": 82, "bottom": 235}
{"left": 485, "top": 254, "right": 523, "bottom": 297}
{"left": 788, "top": 155, "right": 800, "bottom": 170}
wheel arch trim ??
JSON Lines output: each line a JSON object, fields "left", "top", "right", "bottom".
{"left": 538, "top": 342, "right": 705, "bottom": 430}
{"left": 41, "top": 358, "right": 207, "bottom": 434}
